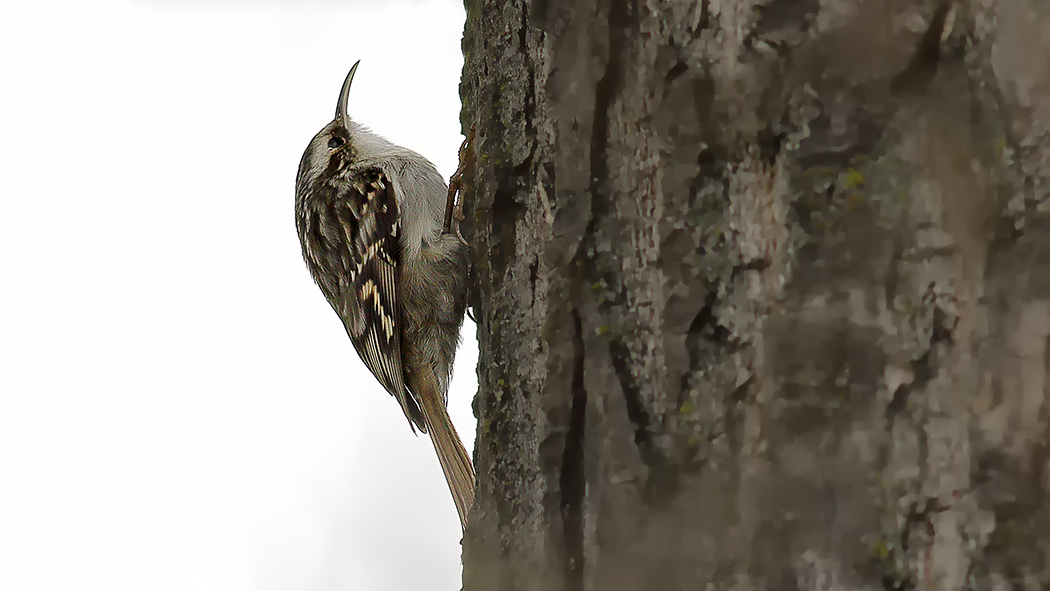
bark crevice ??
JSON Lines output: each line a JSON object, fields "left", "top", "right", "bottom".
{"left": 560, "top": 309, "right": 587, "bottom": 591}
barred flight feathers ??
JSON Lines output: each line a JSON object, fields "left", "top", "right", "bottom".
{"left": 343, "top": 169, "right": 428, "bottom": 432}
{"left": 298, "top": 166, "right": 425, "bottom": 432}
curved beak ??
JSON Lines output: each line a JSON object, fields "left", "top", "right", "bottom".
{"left": 335, "top": 60, "right": 361, "bottom": 128}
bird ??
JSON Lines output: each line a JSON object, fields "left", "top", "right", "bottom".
{"left": 294, "top": 61, "right": 475, "bottom": 530}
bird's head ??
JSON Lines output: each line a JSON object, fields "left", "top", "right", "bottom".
{"left": 296, "top": 60, "right": 362, "bottom": 196}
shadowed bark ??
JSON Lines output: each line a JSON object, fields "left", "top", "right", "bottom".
{"left": 457, "top": 1, "right": 1050, "bottom": 589}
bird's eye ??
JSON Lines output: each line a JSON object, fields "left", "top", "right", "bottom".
{"left": 328, "top": 136, "right": 344, "bottom": 149}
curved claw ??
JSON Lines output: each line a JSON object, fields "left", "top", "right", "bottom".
{"left": 445, "top": 126, "right": 476, "bottom": 242}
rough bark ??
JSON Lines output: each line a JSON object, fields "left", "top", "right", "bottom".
{"left": 458, "top": 0, "right": 1050, "bottom": 589}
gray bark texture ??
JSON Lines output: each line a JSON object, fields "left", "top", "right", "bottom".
{"left": 456, "top": 0, "right": 1050, "bottom": 589}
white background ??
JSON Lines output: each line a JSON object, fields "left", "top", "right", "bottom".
{"left": 0, "top": 1, "right": 475, "bottom": 589}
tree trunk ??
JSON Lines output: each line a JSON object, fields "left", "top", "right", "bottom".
{"left": 457, "top": 0, "right": 1050, "bottom": 589}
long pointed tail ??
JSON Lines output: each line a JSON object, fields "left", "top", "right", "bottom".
{"left": 418, "top": 386, "right": 476, "bottom": 530}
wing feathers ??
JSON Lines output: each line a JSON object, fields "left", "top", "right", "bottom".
{"left": 341, "top": 170, "right": 423, "bottom": 431}
{"left": 298, "top": 166, "right": 423, "bottom": 430}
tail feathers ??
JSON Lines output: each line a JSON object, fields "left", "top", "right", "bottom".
{"left": 418, "top": 388, "right": 476, "bottom": 531}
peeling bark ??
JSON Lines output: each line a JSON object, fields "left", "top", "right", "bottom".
{"left": 458, "top": 0, "right": 1050, "bottom": 589}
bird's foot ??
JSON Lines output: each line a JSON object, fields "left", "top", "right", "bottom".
{"left": 445, "top": 125, "right": 476, "bottom": 245}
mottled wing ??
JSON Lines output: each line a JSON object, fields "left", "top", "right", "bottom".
{"left": 296, "top": 165, "right": 419, "bottom": 430}
{"left": 339, "top": 170, "right": 419, "bottom": 426}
